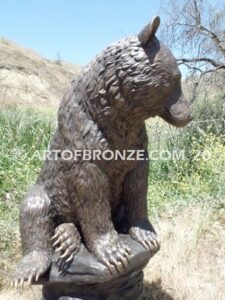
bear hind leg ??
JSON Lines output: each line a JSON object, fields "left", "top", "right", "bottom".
{"left": 13, "top": 184, "right": 54, "bottom": 287}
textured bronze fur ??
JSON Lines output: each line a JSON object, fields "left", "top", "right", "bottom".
{"left": 14, "top": 17, "right": 192, "bottom": 285}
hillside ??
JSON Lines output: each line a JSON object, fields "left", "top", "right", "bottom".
{"left": 0, "top": 38, "right": 80, "bottom": 109}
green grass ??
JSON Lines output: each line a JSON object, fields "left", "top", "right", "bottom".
{"left": 146, "top": 93, "right": 225, "bottom": 216}
{"left": 147, "top": 127, "right": 225, "bottom": 215}
{"left": 0, "top": 107, "right": 55, "bottom": 281}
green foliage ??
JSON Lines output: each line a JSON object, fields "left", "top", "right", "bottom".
{"left": 147, "top": 94, "right": 225, "bottom": 216}
{"left": 0, "top": 107, "right": 55, "bottom": 257}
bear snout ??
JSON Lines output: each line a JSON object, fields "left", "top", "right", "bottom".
{"left": 161, "top": 93, "right": 192, "bottom": 128}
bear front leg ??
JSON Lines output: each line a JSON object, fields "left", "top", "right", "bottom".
{"left": 74, "top": 163, "right": 131, "bottom": 275}
{"left": 122, "top": 151, "right": 160, "bottom": 252}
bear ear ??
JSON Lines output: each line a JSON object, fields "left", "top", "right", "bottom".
{"left": 138, "top": 16, "right": 160, "bottom": 46}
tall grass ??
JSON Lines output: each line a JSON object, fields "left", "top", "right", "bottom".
{"left": 0, "top": 107, "right": 55, "bottom": 286}
{"left": 0, "top": 108, "right": 55, "bottom": 199}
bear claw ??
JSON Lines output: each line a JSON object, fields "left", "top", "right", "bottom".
{"left": 13, "top": 250, "right": 51, "bottom": 288}
{"left": 90, "top": 231, "right": 132, "bottom": 276}
{"left": 129, "top": 225, "right": 160, "bottom": 252}
{"left": 51, "top": 223, "right": 81, "bottom": 263}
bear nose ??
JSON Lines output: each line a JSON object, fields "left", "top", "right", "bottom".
{"left": 162, "top": 92, "right": 193, "bottom": 128}
{"left": 166, "top": 95, "right": 193, "bottom": 126}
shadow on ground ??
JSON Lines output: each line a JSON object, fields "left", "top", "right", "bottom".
{"left": 143, "top": 280, "right": 174, "bottom": 300}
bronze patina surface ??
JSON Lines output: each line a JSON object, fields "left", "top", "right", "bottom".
{"left": 14, "top": 16, "right": 191, "bottom": 299}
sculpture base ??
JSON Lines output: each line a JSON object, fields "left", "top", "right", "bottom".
{"left": 42, "top": 271, "right": 143, "bottom": 300}
{"left": 37, "top": 234, "right": 158, "bottom": 300}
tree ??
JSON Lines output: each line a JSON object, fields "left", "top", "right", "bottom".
{"left": 160, "top": 0, "right": 225, "bottom": 79}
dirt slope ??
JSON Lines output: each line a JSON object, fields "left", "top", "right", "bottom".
{"left": 0, "top": 38, "right": 80, "bottom": 109}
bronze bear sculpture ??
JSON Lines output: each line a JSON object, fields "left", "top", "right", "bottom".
{"left": 14, "top": 16, "right": 192, "bottom": 286}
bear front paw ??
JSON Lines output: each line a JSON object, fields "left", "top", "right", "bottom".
{"left": 51, "top": 223, "right": 81, "bottom": 263}
{"left": 129, "top": 220, "right": 160, "bottom": 252}
{"left": 88, "top": 230, "right": 132, "bottom": 275}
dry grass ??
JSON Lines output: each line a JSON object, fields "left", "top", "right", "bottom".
{"left": 143, "top": 204, "right": 225, "bottom": 300}
{"left": 0, "top": 204, "right": 224, "bottom": 300}
{"left": 0, "top": 38, "right": 80, "bottom": 109}
{"left": 0, "top": 287, "right": 41, "bottom": 300}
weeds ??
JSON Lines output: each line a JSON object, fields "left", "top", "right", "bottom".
{"left": 147, "top": 93, "right": 225, "bottom": 216}
{"left": 0, "top": 106, "right": 55, "bottom": 286}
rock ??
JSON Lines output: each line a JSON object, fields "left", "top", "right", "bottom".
{"left": 39, "top": 234, "right": 156, "bottom": 300}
